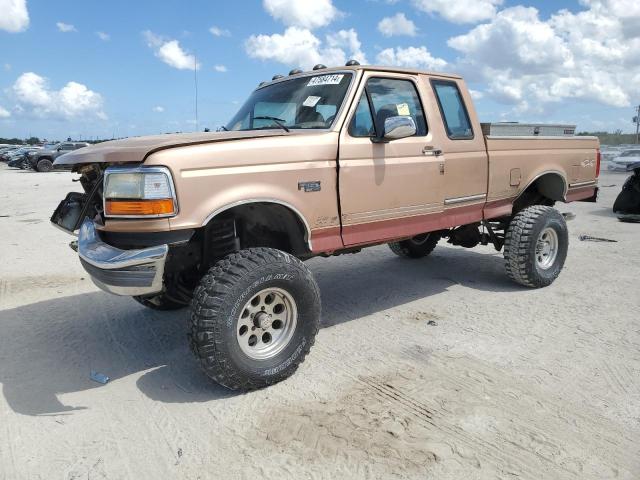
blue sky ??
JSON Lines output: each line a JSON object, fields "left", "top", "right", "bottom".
{"left": 1, "top": 0, "right": 638, "bottom": 140}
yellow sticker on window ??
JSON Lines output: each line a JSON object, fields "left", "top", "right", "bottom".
{"left": 396, "top": 103, "right": 410, "bottom": 116}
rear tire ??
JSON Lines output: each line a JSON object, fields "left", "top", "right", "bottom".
{"left": 389, "top": 233, "right": 440, "bottom": 259}
{"left": 133, "top": 294, "right": 187, "bottom": 311}
{"left": 189, "top": 248, "right": 320, "bottom": 390}
{"left": 504, "top": 205, "right": 568, "bottom": 288}
{"left": 36, "top": 158, "right": 53, "bottom": 172}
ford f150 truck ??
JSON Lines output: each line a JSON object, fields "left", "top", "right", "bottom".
{"left": 51, "top": 63, "right": 600, "bottom": 390}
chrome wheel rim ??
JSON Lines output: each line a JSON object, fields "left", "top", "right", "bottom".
{"left": 236, "top": 287, "right": 297, "bottom": 360}
{"left": 535, "top": 227, "right": 558, "bottom": 270}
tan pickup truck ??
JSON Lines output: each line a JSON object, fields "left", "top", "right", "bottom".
{"left": 52, "top": 63, "right": 600, "bottom": 390}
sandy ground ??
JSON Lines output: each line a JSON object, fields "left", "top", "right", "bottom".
{"left": 0, "top": 162, "right": 638, "bottom": 480}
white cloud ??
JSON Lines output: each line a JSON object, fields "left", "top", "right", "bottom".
{"left": 378, "top": 13, "right": 417, "bottom": 37}
{"left": 143, "top": 31, "right": 200, "bottom": 70}
{"left": 11, "top": 72, "right": 105, "bottom": 120}
{"left": 245, "top": 27, "right": 366, "bottom": 70}
{"left": 209, "top": 26, "right": 230, "bottom": 37}
{"left": 0, "top": 0, "right": 29, "bottom": 33}
{"left": 469, "top": 89, "right": 484, "bottom": 100}
{"left": 447, "top": 3, "right": 640, "bottom": 112}
{"left": 0, "top": 105, "right": 10, "bottom": 118}
{"left": 377, "top": 46, "right": 447, "bottom": 70}
{"left": 326, "top": 29, "right": 368, "bottom": 64}
{"left": 96, "top": 31, "right": 110, "bottom": 41}
{"left": 263, "top": 0, "right": 339, "bottom": 29}
{"left": 582, "top": 0, "right": 640, "bottom": 39}
{"left": 4, "top": 63, "right": 11, "bottom": 71}
{"left": 152, "top": 106, "right": 164, "bottom": 112}
{"left": 448, "top": 7, "right": 572, "bottom": 75}
{"left": 213, "top": 64, "right": 228, "bottom": 72}
{"left": 56, "top": 22, "right": 76, "bottom": 33}
{"left": 413, "top": 0, "right": 503, "bottom": 24}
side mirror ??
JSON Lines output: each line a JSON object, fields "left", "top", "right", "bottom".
{"left": 374, "top": 116, "right": 417, "bottom": 143}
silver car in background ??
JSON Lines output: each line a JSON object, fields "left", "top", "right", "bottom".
{"left": 608, "top": 149, "right": 640, "bottom": 171}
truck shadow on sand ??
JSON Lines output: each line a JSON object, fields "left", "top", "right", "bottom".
{"left": 0, "top": 246, "right": 519, "bottom": 415}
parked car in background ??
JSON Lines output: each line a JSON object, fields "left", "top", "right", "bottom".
{"left": 3, "top": 146, "right": 32, "bottom": 164}
{"left": 28, "top": 142, "right": 89, "bottom": 172}
{"left": 0, "top": 145, "right": 24, "bottom": 161}
{"left": 608, "top": 149, "right": 640, "bottom": 171}
{"left": 7, "top": 146, "right": 43, "bottom": 168}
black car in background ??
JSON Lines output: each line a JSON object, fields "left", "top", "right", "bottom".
{"left": 6, "top": 147, "right": 43, "bottom": 168}
{"left": 28, "top": 142, "right": 89, "bottom": 172}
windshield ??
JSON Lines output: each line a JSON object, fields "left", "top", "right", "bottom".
{"left": 621, "top": 150, "right": 640, "bottom": 157}
{"left": 226, "top": 72, "right": 353, "bottom": 131}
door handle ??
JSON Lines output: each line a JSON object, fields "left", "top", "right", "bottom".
{"left": 422, "top": 147, "right": 443, "bottom": 157}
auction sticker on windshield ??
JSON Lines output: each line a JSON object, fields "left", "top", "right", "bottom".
{"left": 303, "top": 96, "right": 322, "bottom": 107}
{"left": 307, "top": 75, "right": 344, "bottom": 87}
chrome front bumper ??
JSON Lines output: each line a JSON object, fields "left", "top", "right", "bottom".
{"left": 77, "top": 219, "right": 168, "bottom": 296}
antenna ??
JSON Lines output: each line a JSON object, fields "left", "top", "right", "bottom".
{"left": 194, "top": 52, "right": 199, "bottom": 132}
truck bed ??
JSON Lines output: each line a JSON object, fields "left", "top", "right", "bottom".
{"left": 484, "top": 135, "right": 599, "bottom": 215}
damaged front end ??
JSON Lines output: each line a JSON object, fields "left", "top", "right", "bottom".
{"left": 50, "top": 164, "right": 173, "bottom": 297}
{"left": 50, "top": 164, "right": 105, "bottom": 234}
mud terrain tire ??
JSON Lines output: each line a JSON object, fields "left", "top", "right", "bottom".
{"left": 504, "top": 205, "right": 568, "bottom": 288}
{"left": 189, "top": 248, "right": 320, "bottom": 390}
{"left": 389, "top": 233, "right": 440, "bottom": 258}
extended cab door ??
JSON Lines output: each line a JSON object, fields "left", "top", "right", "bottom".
{"left": 429, "top": 78, "right": 488, "bottom": 217}
{"left": 338, "top": 72, "right": 446, "bottom": 246}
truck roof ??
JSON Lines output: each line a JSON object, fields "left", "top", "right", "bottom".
{"left": 258, "top": 64, "right": 462, "bottom": 89}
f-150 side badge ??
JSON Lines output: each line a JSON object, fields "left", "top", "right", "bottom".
{"left": 298, "top": 181, "right": 321, "bottom": 192}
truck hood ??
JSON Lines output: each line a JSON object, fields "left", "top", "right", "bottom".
{"left": 54, "top": 130, "right": 287, "bottom": 166}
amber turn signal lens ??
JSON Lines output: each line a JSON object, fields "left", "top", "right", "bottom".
{"left": 105, "top": 199, "right": 175, "bottom": 216}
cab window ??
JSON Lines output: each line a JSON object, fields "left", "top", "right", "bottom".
{"left": 349, "top": 77, "right": 427, "bottom": 138}
{"left": 431, "top": 80, "right": 473, "bottom": 139}
{"left": 348, "top": 95, "right": 375, "bottom": 137}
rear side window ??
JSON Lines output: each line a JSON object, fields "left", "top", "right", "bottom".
{"left": 432, "top": 80, "right": 473, "bottom": 139}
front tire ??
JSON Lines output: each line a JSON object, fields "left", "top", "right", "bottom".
{"left": 36, "top": 158, "right": 53, "bottom": 172}
{"left": 504, "top": 205, "right": 568, "bottom": 288}
{"left": 189, "top": 248, "right": 320, "bottom": 390}
{"left": 389, "top": 233, "right": 440, "bottom": 259}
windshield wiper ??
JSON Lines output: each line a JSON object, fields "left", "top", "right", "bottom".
{"left": 252, "top": 116, "right": 290, "bottom": 132}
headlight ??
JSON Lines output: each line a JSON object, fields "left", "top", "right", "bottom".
{"left": 103, "top": 166, "right": 178, "bottom": 218}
